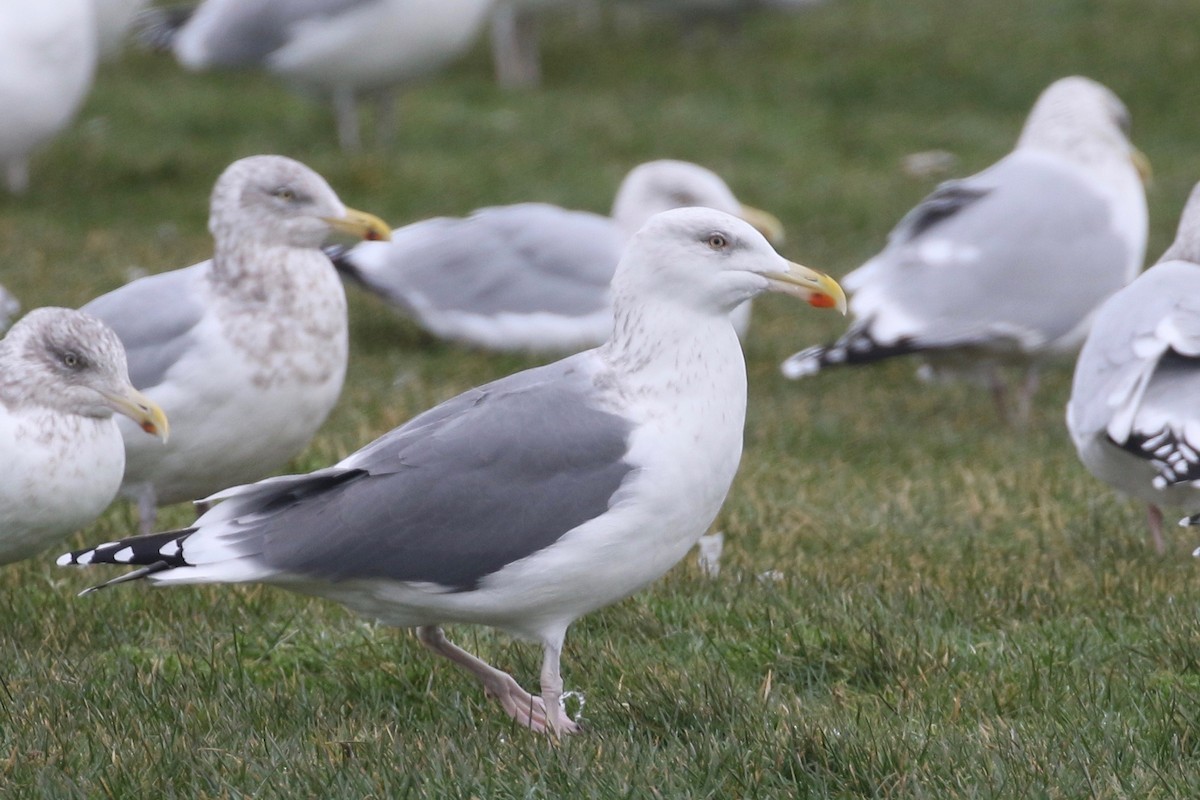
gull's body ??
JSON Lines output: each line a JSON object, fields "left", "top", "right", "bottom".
{"left": 334, "top": 160, "right": 783, "bottom": 352}
{"left": 782, "top": 76, "right": 1148, "bottom": 421}
{"left": 0, "top": 0, "right": 98, "bottom": 193}
{"left": 1068, "top": 183, "right": 1200, "bottom": 553}
{"left": 169, "top": 0, "right": 495, "bottom": 149}
{"left": 0, "top": 309, "right": 166, "bottom": 564}
{"left": 61, "top": 207, "right": 845, "bottom": 735}
{"left": 81, "top": 155, "right": 390, "bottom": 531}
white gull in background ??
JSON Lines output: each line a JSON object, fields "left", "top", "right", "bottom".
{"left": 0, "top": 0, "right": 98, "bottom": 193}
{"left": 0, "top": 286, "right": 19, "bottom": 332}
{"left": 59, "top": 207, "right": 845, "bottom": 735}
{"left": 161, "top": 0, "right": 495, "bottom": 149}
{"left": 782, "top": 76, "right": 1149, "bottom": 422}
{"left": 333, "top": 159, "right": 784, "bottom": 352}
{"left": 0, "top": 308, "right": 166, "bottom": 565}
{"left": 82, "top": 155, "right": 390, "bottom": 533}
{"left": 1069, "top": 183, "right": 1200, "bottom": 554}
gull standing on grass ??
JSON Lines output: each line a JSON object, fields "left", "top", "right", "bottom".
{"left": 1069, "top": 183, "right": 1200, "bottom": 554}
{"left": 60, "top": 207, "right": 845, "bottom": 736}
{"left": 155, "top": 0, "right": 495, "bottom": 150}
{"left": 81, "top": 155, "right": 391, "bottom": 534}
{"left": 0, "top": 0, "right": 98, "bottom": 193}
{"left": 0, "top": 309, "right": 166, "bottom": 565}
{"left": 332, "top": 159, "right": 785, "bottom": 352}
{"left": 781, "top": 76, "right": 1149, "bottom": 422}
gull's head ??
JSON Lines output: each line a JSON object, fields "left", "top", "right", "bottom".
{"left": 0, "top": 308, "right": 168, "bottom": 440}
{"left": 612, "top": 208, "right": 844, "bottom": 317}
{"left": 209, "top": 155, "right": 391, "bottom": 250}
{"left": 611, "top": 160, "right": 785, "bottom": 245}
{"left": 1018, "top": 76, "right": 1150, "bottom": 182}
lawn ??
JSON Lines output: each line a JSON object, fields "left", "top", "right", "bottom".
{"left": 3, "top": 0, "right": 1200, "bottom": 796}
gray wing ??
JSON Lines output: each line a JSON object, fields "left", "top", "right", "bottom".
{"left": 192, "top": 353, "right": 635, "bottom": 591}
{"left": 344, "top": 203, "right": 625, "bottom": 317}
{"left": 81, "top": 264, "right": 209, "bottom": 391}
{"left": 848, "top": 153, "right": 1134, "bottom": 349}
{"left": 180, "top": 0, "right": 376, "bottom": 66}
{"left": 1069, "top": 262, "right": 1200, "bottom": 448}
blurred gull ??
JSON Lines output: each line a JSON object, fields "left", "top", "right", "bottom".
{"left": 332, "top": 160, "right": 784, "bottom": 352}
{"left": 61, "top": 207, "right": 845, "bottom": 735}
{"left": 0, "top": 308, "right": 166, "bottom": 565}
{"left": 160, "top": 0, "right": 495, "bottom": 149}
{"left": 82, "top": 155, "right": 390, "bottom": 533}
{"left": 782, "top": 77, "right": 1149, "bottom": 422}
{"left": 0, "top": 0, "right": 98, "bottom": 193}
{"left": 1069, "top": 183, "right": 1200, "bottom": 553}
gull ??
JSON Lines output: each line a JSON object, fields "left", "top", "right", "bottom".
{"left": 0, "top": 308, "right": 166, "bottom": 565}
{"left": 782, "top": 76, "right": 1149, "bottom": 422}
{"left": 0, "top": 0, "right": 98, "bottom": 193}
{"left": 333, "top": 159, "right": 785, "bottom": 352}
{"left": 160, "top": 0, "right": 495, "bottom": 150}
{"left": 81, "top": 155, "right": 391, "bottom": 533}
{"left": 1069, "top": 182, "right": 1200, "bottom": 554}
{"left": 59, "top": 207, "right": 845, "bottom": 735}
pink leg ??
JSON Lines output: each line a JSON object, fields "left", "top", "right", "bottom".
{"left": 1146, "top": 504, "right": 1167, "bottom": 555}
{"left": 539, "top": 635, "right": 582, "bottom": 736}
{"left": 416, "top": 626, "right": 548, "bottom": 732}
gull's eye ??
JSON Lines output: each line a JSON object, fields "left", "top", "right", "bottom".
{"left": 62, "top": 352, "right": 82, "bottom": 369}
{"left": 273, "top": 187, "right": 296, "bottom": 202}
{"left": 706, "top": 232, "right": 729, "bottom": 250}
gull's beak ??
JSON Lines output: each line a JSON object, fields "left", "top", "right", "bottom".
{"left": 323, "top": 207, "right": 393, "bottom": 242}
{"left": 1131, "top": 148, "right": 1152, "bottom": 186}
{"left": 764, "top": 260, "right": 847, "bottom": 314}
{"left": 103, "top": 386, "right": 169, "bottom": 442}
{"left": 739, "top": 204, "right": 786, "bottom": 247}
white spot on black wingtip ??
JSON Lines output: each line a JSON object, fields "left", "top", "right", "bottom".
{"left": 55, "top": 552, "right": 73, "bottom": 567}
{"left": 77, "top": 551, "right": 94, "bottom": 566}
{"left": 113, "top": 547, "right": 134, "bottom": 563}
{"left": 1193, "top": 544, "right": 1200, "bottom": 556}
{"left": 780, "top": 350, "right": 822, "bottom": 379}
{"left": 160, "top": 540, "right": 182, "bottom": 557}
{"left": 1183, "top": 515, "right": 1198, "bottom": 529}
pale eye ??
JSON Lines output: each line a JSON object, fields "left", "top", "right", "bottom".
{"left": 274, "top": 187, "right": 296, "bottom": 202}
{"left": 706, "top": 233, "right": 729, "bottom": 250}
{"left": 62, "top": 352, "right": 81, "bottom": 369}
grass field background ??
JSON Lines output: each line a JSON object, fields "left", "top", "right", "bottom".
{"left": 3, "top": 1, "right": 1200, "bottom": 796}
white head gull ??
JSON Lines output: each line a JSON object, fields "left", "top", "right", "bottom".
{"left": 0, "top": 0, "right": 98, "bottom": 193}
{"left": 59, "top": 207, "right": 845, "bottom": 735}
{"left": 0, "top": 308, "right": 166, "bottom": 565}
{"left": 1069, "top": 183, "right": 1200, "bottom": 553}
{"left": 782, "top": 76, "right": 1149, "bottom": 422}
{"left": 81, "top": 155, "right": 391, "bottom": 534}
{"left": 332, "top": 159, "right": 785, "bottom": 352}
{"left": 161, "top": 0, "right": 495, "bottom": 149}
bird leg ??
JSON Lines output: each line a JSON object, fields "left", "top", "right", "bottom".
{"left": 1013, "top": 365, "right": 1041, "bottom": 425}
{"left": 1146, "top": 503, "right": 1167, "bottom": 555}
{"left": 332, "top": 86, "right": 362, "bottom": 152}
{"left": 135, "top": 484, "right": 159, "bottom": 536}
{"left": 416, "top": 625, "right": 549, "bottom": 732}
{"left": 987, "top": 366, "right": 1012, "bottom": 424}
{"left": 490, "top": 3, "right": 542, "bottom": 89}
{"left": 539, "top": 636, "right": 582, "bottom": 736}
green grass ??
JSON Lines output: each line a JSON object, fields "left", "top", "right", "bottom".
{"left": 4, "top": 0, "right": 1200, "bottom": 796}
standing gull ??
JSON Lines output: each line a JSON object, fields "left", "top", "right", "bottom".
{"left": 161, "top": 0, "right": 495, "bottom": 150}
{"left": 82, "top": 155, "right": 390, "bottom": 533}
{"left": 0, "top": 309, "right": 166, "bottom": 565}
{"left": 782, "top": 76, "right": 1149, "bottom": 421}
{"left": 333, "top": 159, "right": 785, "bottom": 352}
{"left": 59, "top": 208, "right": 845, "bottom": 735}
{"left": 1069, "top": 183, "right": 1200, "bottom": 554}
{"left": 0, "top": 0, "right": 98, "bottom": 193}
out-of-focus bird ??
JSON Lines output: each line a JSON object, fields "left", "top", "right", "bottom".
{"left": 332, "top": 159, "right": 784, "bottom": 352}
{"left": 81, "top": 155, "right": 390, "bottom": 533}
{"left": 1069, "top": 183, "right": 1200, "bottom": 554}
{"left": 152, "top": 0, "right": 495, "bottom": 150}
{"left": 0, "top": 308, "right": 167, "bottom": 565}
{"left": 782, "top": 76, "right": 1149, "bottom": 423}
{"left": 60, "top": 208, "right": 845, "bottom": 736}
{"left": 0, "top": 0, "right": 98, "bottom": 193}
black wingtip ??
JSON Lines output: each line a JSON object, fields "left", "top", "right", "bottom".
{"left": 781, "top": 328, "right": 921, "bottom": 379}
